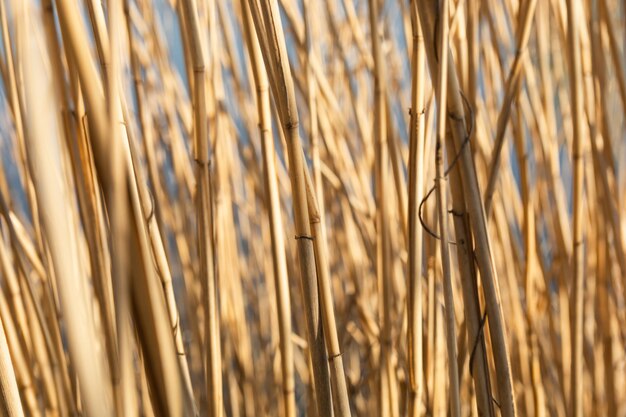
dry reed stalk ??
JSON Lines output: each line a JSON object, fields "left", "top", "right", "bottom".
{"left": 1, "top": 0, "right": 32, "bottom": 223}
{"left": 121, "top": 97, "right": 196, "bottom": 416}
{"left": 42, "top": 2, "right": 120, "bottom": 410}
{"left": 407, "top": 3, "right": 425, "bottom": 416}
{"left": 0, "top": 221, "right": 70, "bottom": 415}
{"left": 177, "top": 0, "right": 223, "bottom": 415}
{"left": 240, "top": 2, "right": 295, "bottom": 416}
{"left": 415, "top": 2, "right": 518, "bottom": 416}
{"left": 0, "top": 0, "right": 23, "bottom": 151}
{"left": 0, "top": 0, "right": 625, "bottom": 415}
{"left": 367, "top": 1, "right": 395, "bottom": 415}
{"left": 445, "top": 152, "right": 496, "bottom": 417}
{"left": 127, "top": 165, "right": 183, "bottom": 417}
{"left": 0, "top": 289, "right": 37, "bottom": 416}
{"left": 56, "top": 0, "right": 186, "bottom": 414}
{"left": 386, "top": 101, "right": 409, "bottom": 242}
{"left": 106, "top": 0, "right": 136, "bottom": 414}
{"left": 432, "top": 1, "right": 461, "bottom": 416}
{"left": 599, "top": 0, "right": 626, "bottom": 115}
{"left": 431, "top": 277, "right": 446, "bottom": 417}
{"left": 299, "top": 7, "right": 353, "bottom": 417}
{"left": 120, "top": 11, "right": 197, "bottom": 398}
{"left": 54, "top": 0, "right": 109, "bottom": 184}
{"left": 209, "top": 3, "right": 261, "bottom": 412}
{"left": 483, "top": 0, "right": 538, "bottom": 215}
{"left": 0, "top": 313, "right": 24, "bottom": 417}
{"left": 20, "top": 9, "right": 114, "bottom": 417}
{"left": 0, "top": 234, "right": 31, "bottom": 371}
{"left": 247, "top": 1, "right": 334, "bottom": 415}
{"left": 303, "top": 166, "right": 353, "bottom": 417}
{"left": 512, "top": 106, "right": 539, "bottom": 331}
{"left": 416, "top": 6, "right": 498, "bottom": 417}
{"left": 589, "top": 1, "right": 626, "bottom": 279}
{"left": 5, "top": 3, "right": 49, "bottom": 314}
{"left": 565, "top": 1, "right": 586, "bottom": 416}
{"left": 595, "top": 223, "right": 616, "bottom": 417}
